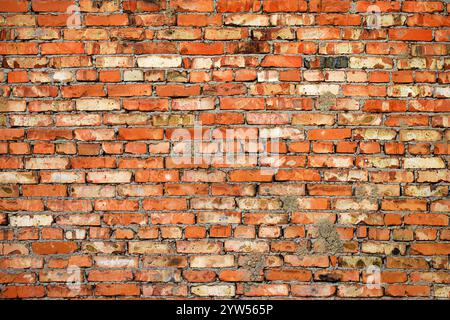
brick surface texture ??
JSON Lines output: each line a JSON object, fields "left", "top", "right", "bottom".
{"left": 0, "top": 0, "right": 449, "bottom": 299}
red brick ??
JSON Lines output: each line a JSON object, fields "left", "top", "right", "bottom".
{"left": 85, "top": 14, "right": 129, "bottom": 26}
{"left": 32, "top": 0, "right": 75, "bottom": 12}
{"left": 0, "top": 0, "right": 28, "bottom": 12}
{"left": 118, "top": 128, "right": 164, "bottom": 140}
{"left": 95, "top": 284, "right": 140, "bottom": 296}
{"left": 32, "top": 242, "right": 78, "bottom": 255}
{"left": 389, "top": 29, "right": 433, "bottom": 41}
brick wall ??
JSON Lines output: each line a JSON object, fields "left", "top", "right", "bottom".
{"left": 0, "top": 0, "right": 449, "bottom": 299}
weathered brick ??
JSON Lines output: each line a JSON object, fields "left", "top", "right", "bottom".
{"left": 75, "top": 98, "right": 120, "bottom": 111}
{"left": 9, "top": 215, "right": 53, "bottom": 227}
{"left": 190, "top": 255, "right": 234, "bottom": 268}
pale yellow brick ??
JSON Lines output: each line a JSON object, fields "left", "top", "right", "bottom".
{"left": 137, "top": 56, "right": 182, "bottom": 68}
{"left": 25, "top": 158, "right": 69, "bottom": 170}
{"left": 400, "top": 130, "right": 442, "bottom": 142}
{"left": 192, "top": 285, "right": 235, "bottom": 297}
{"left": 349, "top": 57, "right": 392, "bottom": 69}
{"left": 224, "top": 240, "right": 269, "bottom": 253}
{"left": 9, "top": 215, "right": 53, "bottom": 227}
{"left": 354, "top": 129, "right": 397, "bottom": 140}
{"left": 76, "top": 99, "right": 120, "bottom": 111}
{"left": 190, "top": 255, "right": 234, "bottom": 268}
{"left": 404, "top": 157, "right": 445, "bottom": 169}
